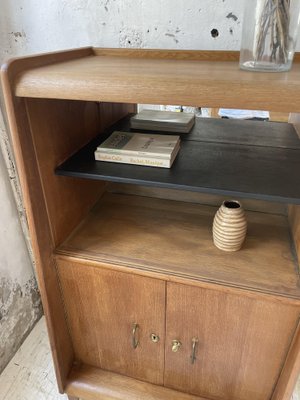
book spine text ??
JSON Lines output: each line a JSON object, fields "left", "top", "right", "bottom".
{"left": 95, "top": 152, "right": 170, "bottom": 168}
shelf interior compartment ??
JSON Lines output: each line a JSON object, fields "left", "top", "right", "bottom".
{"left": 56, "top": 191, "right": 300, "bottom": 299}
{"left": 56, "top": 116, "right": 300, "bottom": 204}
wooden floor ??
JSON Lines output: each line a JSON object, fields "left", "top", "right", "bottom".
{"left": 0, "top": 316, "right": 299, "bottom": 400}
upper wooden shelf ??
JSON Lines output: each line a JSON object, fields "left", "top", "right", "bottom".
{"left": 10, "top": 48, "right": 300, "bottom": 112}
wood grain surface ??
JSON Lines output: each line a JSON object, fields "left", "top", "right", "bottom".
{"left": 93, "top": 48, "right": 300, "bottom": 62}
{"left": 13, "top": 50, "right": 300, "bottom": 112}
{"left": 57, "top": 192, "right": 300, "bottom": 299}
{"left": 57, "top": 259, "right": 166, "bottom": 385}
{"left": 107, "top": 183, "right": 287, "bottom": 216}
{"left": 164, "top": 282, "right": 300, "bottom": 400}
{"left": 93, "top": 48, "right": 241, "bottom": 61}
{"left": 272, "top": 322, "right": 300, "bottom": 400}
{"left": 25, "top": 98, "right": 134, "bottom": 246}
{"left": 2, "top": 62, "right": 75, "bottom": 391}
{"left": 25, "top": 98, "right": 104, "bottom": 246}
{"left": 65, "top": 364, "right": 208, "bottom": 400}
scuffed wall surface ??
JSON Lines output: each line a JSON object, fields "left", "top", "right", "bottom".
{"left": 0, "top": 277, "right": 41, "bottom": 373}
{"left": 0, "top": 111, "right": 34, "bottom": 263}
{"left": 0, "top": 0, "right": 245, "bottom": 56}
{"left": 1, "top": 0, "right": 299, "bottom": 57}
{"left": 0, "top": 145, "right": 42, "bottom": 373}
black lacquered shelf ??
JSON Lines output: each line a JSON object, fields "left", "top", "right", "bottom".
{"left": 55, "top": 117, "right": 300, "bottom": 204}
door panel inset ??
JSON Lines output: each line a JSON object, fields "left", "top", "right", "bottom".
{"left": 165, "top": 282, "right": 299, "bottom": 400}
{"left": 57, "top": 259, "right": 165, "bottom": 385}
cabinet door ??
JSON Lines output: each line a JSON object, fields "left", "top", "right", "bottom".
{"left": 57, "top": 259, "right": 165, "bottom": 385}
{"left": 165, "top": 282, "right": 299, "bottom": 400}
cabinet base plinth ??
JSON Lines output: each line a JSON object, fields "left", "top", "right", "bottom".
{"left": 65, "top": 364, "right": 208, "bottom": 400}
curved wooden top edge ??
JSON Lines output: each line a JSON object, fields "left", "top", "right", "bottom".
{"left": 3, "top": 47, "right": 300, "bottom": 113}
{"left": 2, "top": 47, "right": 300, "bottom": 78}
{"left": 1, "top": 46, "right": 93, "bottom": 86}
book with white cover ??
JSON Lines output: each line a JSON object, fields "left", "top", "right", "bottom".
{"left": 96, "top": 131, "right": 180, "bottom": 158}
{"left": 130, "top": 110, "right": 195, "bottom": 133}
{"left": 95, "top": 145, "right": 180, "bottom": 168}
{"left": 95, "top": 131, "right": 180, "bottom": 168}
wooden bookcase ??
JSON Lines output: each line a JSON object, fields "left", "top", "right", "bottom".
{"left": 2, "top": 47, "right": 300, "bottom": 400}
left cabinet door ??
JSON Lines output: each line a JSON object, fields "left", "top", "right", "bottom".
{"left": 56, "top": 259, "right": 166, "bottom": 385}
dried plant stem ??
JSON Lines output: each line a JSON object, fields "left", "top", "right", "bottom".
{"left": 254, "top": 0, "right": 290, "bottom": 64}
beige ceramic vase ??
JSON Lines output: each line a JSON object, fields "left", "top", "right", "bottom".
{"left": 213, "top": 200, "right": 247, "bottom": 252}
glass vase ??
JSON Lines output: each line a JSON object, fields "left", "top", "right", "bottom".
{"left": 239, "top": 0, "right": 300, "bottom": 72}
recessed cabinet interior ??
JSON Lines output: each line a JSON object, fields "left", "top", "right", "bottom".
{"left": 2, "top": 47, "right": 300, "bottom": 400}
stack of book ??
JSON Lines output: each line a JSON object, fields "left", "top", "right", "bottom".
{"left": 130, "top": 110, "right": 195, "bottom": 133}
{"left": 95, "top": 131, "right": 180, "bottom": 168}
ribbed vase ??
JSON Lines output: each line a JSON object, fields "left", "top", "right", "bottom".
{"left": 213, "top": 200, "right": 247, "bottom": 252}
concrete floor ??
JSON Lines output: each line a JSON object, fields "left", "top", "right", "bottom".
{"left": 0, "top": 316, "right": 299, "bottom": 400}
{"left": 0, "top": 317, "right": 67, "bottom": 400}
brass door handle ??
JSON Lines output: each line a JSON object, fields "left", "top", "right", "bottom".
{"left": 132, "top": 323, "right": 139, "bottom": 349}
{"left": 190, "top": 337, "right": 198, "bottom": 364}
{"left": 172, "top": 339, "right": 182, "bottom": 352}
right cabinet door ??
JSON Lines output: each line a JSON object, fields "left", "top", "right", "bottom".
{"left": 164, "top": 282, "right": 300, "bottom": 400}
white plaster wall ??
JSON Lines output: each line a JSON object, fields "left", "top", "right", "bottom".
{"left": 0, "top": 0, "right": 299, "bottom": 375}
{"left": 1, "top": 0, "right": 245, "bottom": 57}
{"left": 2, "top": 0, "right": 299, "bottom": 61}
{"left": 0, "top": 147, "right": 42, "bottom": 369}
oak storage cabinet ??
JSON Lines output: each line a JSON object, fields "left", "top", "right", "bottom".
{"left": 2, "top": 47, "right": 300, "bottom": 400}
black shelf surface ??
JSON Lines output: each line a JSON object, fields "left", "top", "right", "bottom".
{"left": 56, "top": 117, "right": 300, "bottom": 204}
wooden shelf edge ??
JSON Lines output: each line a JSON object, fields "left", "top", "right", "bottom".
{"left": 55, "top": 252, "right": 300, "bottom": 305}
{"left": 65, "top": 364, "right": 208, "bottom": 400}
{"left": 54, "top": 191, "right": 300, "bottom": 301}
{"left": 92, "top": 48, "right": 241, "bottom": 61}
{"left": 93, "top": 48, "right": 300, "bottom": 62}
{"left": 9, "top": 48, "right": 300, "bottom": 112}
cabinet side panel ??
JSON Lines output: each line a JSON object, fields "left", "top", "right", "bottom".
{"left": 0, "top": 47, "right": 101, "bottom": 392}
{"left": 165, "top": 282, "right": 300, "bottom": 400}
{"left": 56, "top": 259, "right": 166, "bottom": 385}
{"left": 272, "top": 321, "right": 300, "bottom": 400}
{"left": 0, "top": 91, "right": 74, "bottom": 391}
{"left": 25, "top": 99, "right": 135, "bottom": 246}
